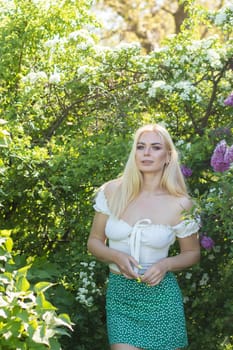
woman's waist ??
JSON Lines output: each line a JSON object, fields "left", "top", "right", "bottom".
{"left": 109, "top": 261, "right": 162, "bottom": 275}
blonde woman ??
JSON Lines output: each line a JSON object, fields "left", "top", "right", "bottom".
{"left": 87, "top": 124, "right": 200, "bottom": 350}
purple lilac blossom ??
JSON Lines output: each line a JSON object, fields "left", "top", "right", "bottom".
{"left": 200, "top": 235, "right": 215, "bottom": 250}
{"left": 181, "top": 165, "right": 192, "bottom": 177}
{"left": 224, "top": 93, "right": 233, "bottom": 106}
{"left": 224, "top": 145, "right": 233, "bottom": 163}
{"left": 210, "top": 140, "right": 231, "bottom": 172}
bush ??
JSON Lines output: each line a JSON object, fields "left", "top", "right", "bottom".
{"left": 0, "top": 232, "right": 73, "bottom": 350}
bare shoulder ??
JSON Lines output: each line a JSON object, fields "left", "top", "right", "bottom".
{"left": 177, "top": 195, "right": 194, "bottom": 212}
{"left": 103, "top": 178, "right": 122, "bottom": 198}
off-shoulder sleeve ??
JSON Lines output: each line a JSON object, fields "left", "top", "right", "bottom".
{"left": 173, "top": 219, "right": 200, "bottom": 238}
{"left": 93, "top": 188, "right": 111, "bottom": 215}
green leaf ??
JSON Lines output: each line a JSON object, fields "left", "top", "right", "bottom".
{"left": 36, "top": 292, "right": 57, "bottom": 311}
{"left": 15, "top": 276, "right": 30, "bottom": 292}
{"left": 34, "top": 281, "right": 54, "bottom": 293}
{"left": 32, "top": 324, "right": 54, "bottom": 346}
{"left": 17, "top": 265, "right": 32, "bottom": 276}
{"left": 5, "top": 237, "right": 13, "bottom": 252}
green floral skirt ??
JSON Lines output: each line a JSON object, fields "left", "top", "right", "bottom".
{"left": 106, "top": 272, "right": 188, "bottom": 350}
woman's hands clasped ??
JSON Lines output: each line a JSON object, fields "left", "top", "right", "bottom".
{"left": 114, "top": 251, "right": 140, "bottom": 279}
{"left": 140, "top": 259, "right": 168, "bottom": 286}
{"left": 114, "top": 252, "right": 168, "bottom": 286}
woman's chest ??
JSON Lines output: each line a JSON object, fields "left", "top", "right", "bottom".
{"left": 120, "top": 195, "right": 182, "bottom": 227}
{"left": 105, "top": 217, "right": 175, "bottom": 249}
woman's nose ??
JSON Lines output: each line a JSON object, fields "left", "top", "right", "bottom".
{"left": 144, "top": 146, "right": 151, "bottom": 155}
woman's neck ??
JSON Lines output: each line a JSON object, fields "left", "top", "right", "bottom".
{"left": 141, "top": 174, "right": 165, "bottom": 195}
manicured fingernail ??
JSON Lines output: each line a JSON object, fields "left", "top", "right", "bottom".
{"left": 136, "top": 277, "right": 141, "bottom": 283}
{"left": 138, "top": 264, "right": 143, "bottom": 269}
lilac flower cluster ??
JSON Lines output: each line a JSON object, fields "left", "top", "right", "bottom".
{"left": 224, "top": 93, "right": 233, "bottom": 106}
{"left": 200, "top": 234, "right": 215, "bottom": 250}
{"left": 210, "top": 140, "right": 233, "bottom": 172}
{"left": 181, "top": 165, "right": 193, "bottom": 177}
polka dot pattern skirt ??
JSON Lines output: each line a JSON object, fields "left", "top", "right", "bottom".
{"left": 106, "top": 272, "right": 188, "bottom": 350}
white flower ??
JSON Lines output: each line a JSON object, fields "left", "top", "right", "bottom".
{"left": 86, "top": 296, "right": 94, "bottom": 307}
{"left": 199, "top": 273, "right": 209, "bottom": 286}
{"left": 76, "top": 294, "right": 86, "bottom": 302}
{"left": 180, "top": 91, "right": 190, "bottom": 101}
{"left": 148, "top": 80, "right": 167, "bottom": 97}
{"left": 208, "top": 254, "right": 215, "bottom": 261}
{"left": 214, "top": 11, "right": 227, "bottom": 25}
{"left": 153, "top": 46, "right": 169, "bottom": 53}
{"left": 22, "top": 71, "right": 47, "bottom": 84}
{"left": 77, "top": 43, "right": 89, "bottom": 51}
{"left": 209, "top": 187, "right": 216, "bottom": 193}
{"left": 68, "top": 31, "right": 81, "bottom": 41}
{"left": 82, "top": 277, "right": 90, "bottom": 287}
{"left": 45, "top": 35, "right": 61, "bottom": 48}
{"left": 183, "top": 296, "right": 190, "bottom": 303}
{"left": 176, "top": 140, "right": 185, "bottom": 147}
{"left": 78, "top": 287, "right": 88, "bottom": 294}
{"left": 89, "top": 261, "right": 96, "bottom": 268}
{"left": 185, "top": 272, "right": 192, "bottom": 279}
{"left": 79, "top": 271, "right": 87, "bottom": 278}
{"left": 116, "top": 42, "right": 141, "bottom": 50}
{"left": 206, "top": 49, "right": 222, "bottom": 68}
{"left": 49, "top": 73, "right": 61, "bottom": 84}
{"left": 174, "top": 81, "right": 197, "bottom": 101}
{"left": 175, "top": 80, "right": 193, "bottom": 90}
{"left": 77, "top": 66, "right": 89, "bottom": 75}
{"left": 138, "top": 82, "right": 147, "bottom": 89}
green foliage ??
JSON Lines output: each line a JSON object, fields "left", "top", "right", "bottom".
{"left": 0, "top": 233, "right": 73, "bottom": 350}
{"left": 0, "top": 0, "right": 233, "bottom": 349}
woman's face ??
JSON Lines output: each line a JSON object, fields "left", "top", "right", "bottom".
{"left": 135, "top": 131, "right": 169, "bottom": 174}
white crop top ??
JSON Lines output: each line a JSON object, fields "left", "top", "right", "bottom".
{"left": 93, "top": 189, "right": 200, "bottom": 274}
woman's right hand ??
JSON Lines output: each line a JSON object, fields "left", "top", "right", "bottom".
{"left": 113, "top": 251, "right": 139, "bottom": 279}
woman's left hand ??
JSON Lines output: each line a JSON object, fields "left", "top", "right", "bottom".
{"left": 140, "top": 259, "right": 168, "bottom": 286}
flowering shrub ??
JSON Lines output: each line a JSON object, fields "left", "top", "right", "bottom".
{"left": 177, "top": 127, "right": 233, "bottom": 349}
{"left": 0, "top": 234, "right": 73, "bottom": 350}
{"left": 224, "top": 93, "right": 233, "bottom": 106}
{"left": 200, "top": 234, "right": 215, "bottom": 250}
{"left": 181, "top": 165, "right": 193, "bottom": 177}
{"left": 0, "top": 1, "right": 233, "bottom": 350}
{"left": 76, "top": 261, "right": 105, "bottom": 307}
{"left": 211, "top": 140, "right": 233, "bottom": 172}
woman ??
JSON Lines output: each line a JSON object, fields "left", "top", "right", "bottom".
{"left": 87, "top": 124, "right": 200, "bottom": 350}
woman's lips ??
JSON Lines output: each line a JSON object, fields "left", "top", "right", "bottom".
{"left": 142, "top": 160, "right": 153, "bottom": 164}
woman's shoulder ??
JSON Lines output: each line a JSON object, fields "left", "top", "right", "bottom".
{"left": 173, "top": 195, "right": 194, "bottom": 216}
{"left": 103, "top": 178, "right": 122, "bottom": 199}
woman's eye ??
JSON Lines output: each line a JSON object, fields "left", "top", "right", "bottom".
{"left": 136, "top": 145, "right": 144, "bottom": 150}
{"left": 152, "top": 146, "right": 161, "bottom": 150}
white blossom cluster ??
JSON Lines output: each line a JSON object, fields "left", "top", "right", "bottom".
{"left": 214, "top": 5, "right": 233, "bottom": 28}
{"left": 75, "top": 261, "right": 103, "bottom": 308}
{"left": 22, "top": 71, "right": 61, "bottom": 85}
{"left": 147, "top": 80, "right": 171, "bottom": 98}
{"left": 44, "top": 30, "right": 95, "bottom": 52}
{"left": 144, "top": 32, "right": 229, "bottom": 104}
{"left": 199, "top": 273, "right": 209, "bottom": 286}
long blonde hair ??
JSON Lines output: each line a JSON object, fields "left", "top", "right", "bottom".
{"left": 108, "top": 124, "right": 188, "bottom": 218}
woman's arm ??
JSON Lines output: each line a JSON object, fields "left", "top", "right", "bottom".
{"left": 165, "top": 234, "right": 200, "bottom": 271}
{"left": 141, "top": 233, "right": 200, "bottom": 286}
{"left": 87, "top": 211, "right": 139, "bottom": 279}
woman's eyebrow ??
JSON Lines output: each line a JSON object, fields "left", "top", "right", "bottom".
{"left": 137, "top": 141, "right": 162, "bottom": 145}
